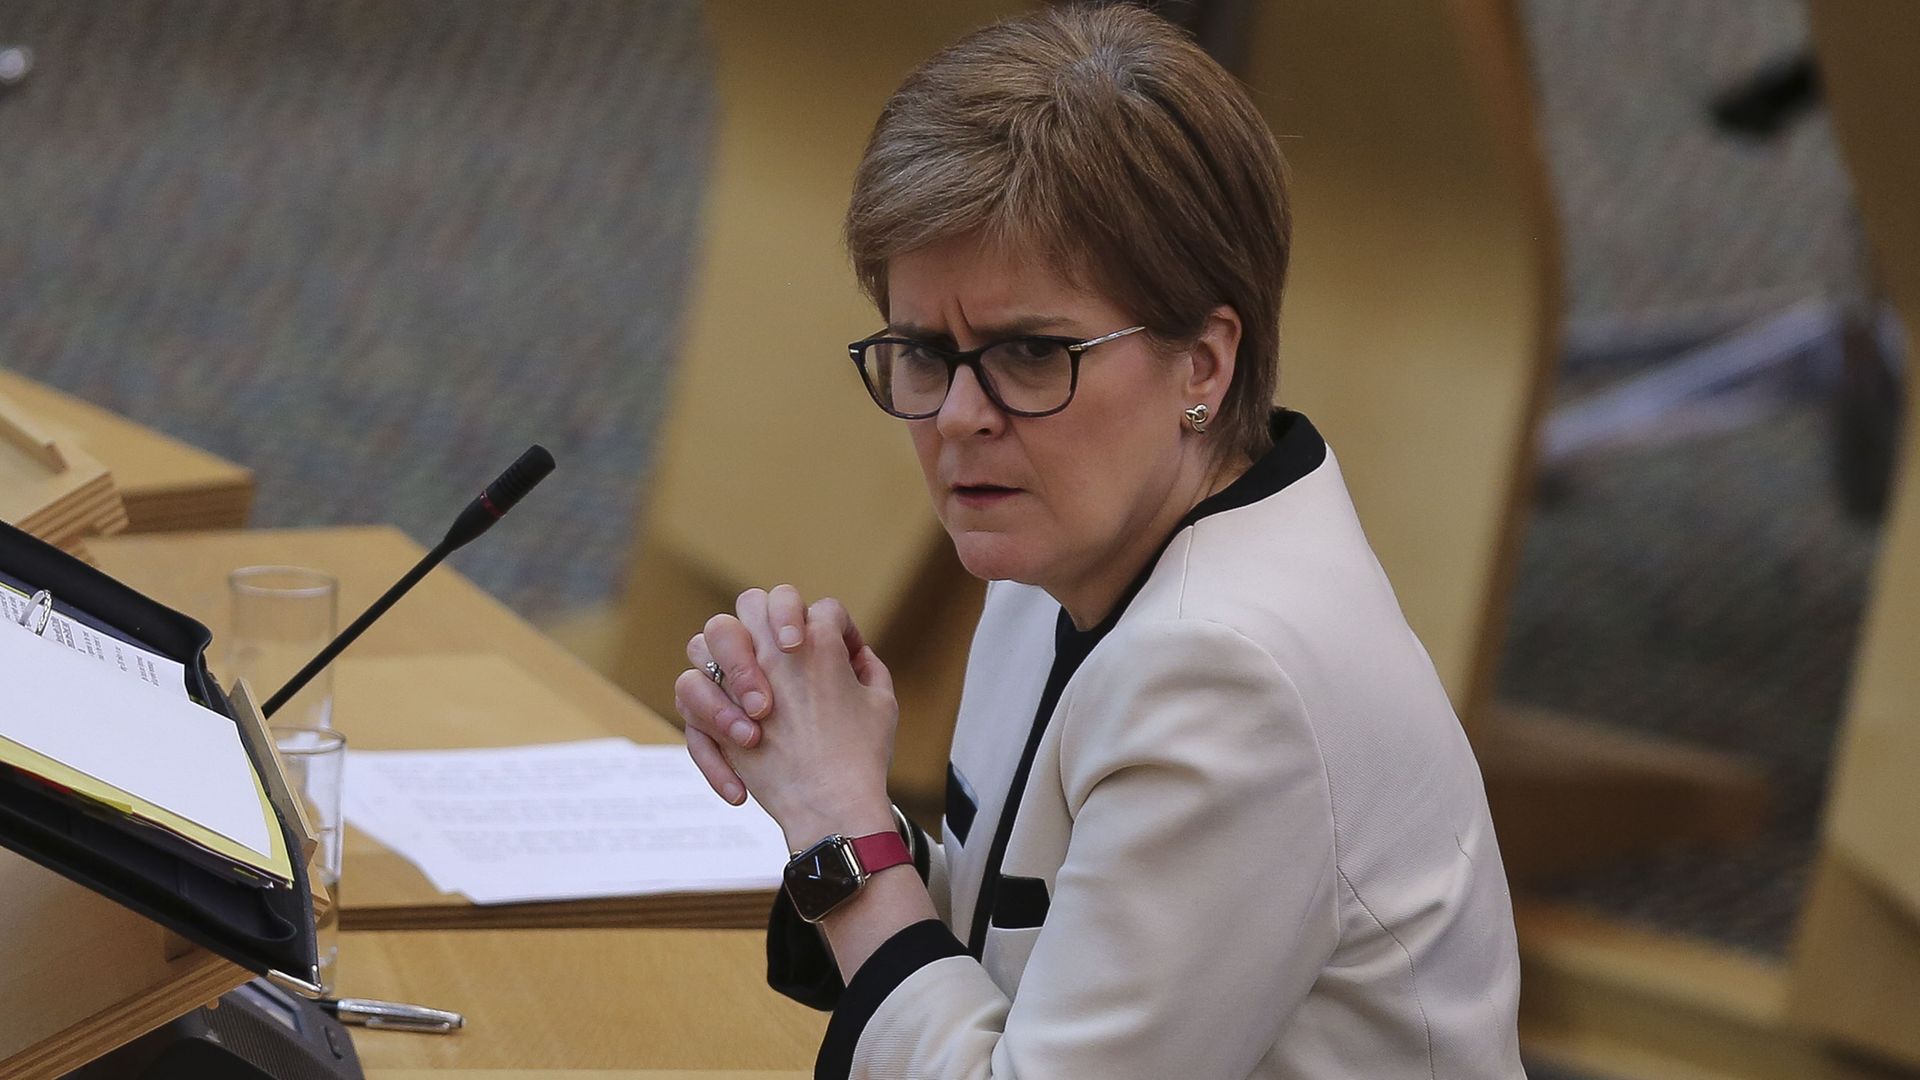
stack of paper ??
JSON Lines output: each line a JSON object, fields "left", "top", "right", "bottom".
{"left": 342, "top": 738, "right": 790, "bottom": 905}
{"left": 0, "top": 617, "right": 292, "bottom": 885}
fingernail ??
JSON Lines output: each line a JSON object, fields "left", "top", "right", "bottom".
{"left": 722, "top": 782, "right": 743, "bottom": 804}
{"left": 743, "top": 691, "right": 769, "bottom": 717}
{"left": 730, "top": 719, "right": 757, "bottom": 746}
{"left": 778, "top": 626, "right": 803, "bottom": 649}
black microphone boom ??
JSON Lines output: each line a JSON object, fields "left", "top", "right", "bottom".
{"left": 260, "top": 445, "right": 556, "bottom": 719}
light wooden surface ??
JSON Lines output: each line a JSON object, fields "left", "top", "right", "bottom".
{"left": 1239, "top": 0, "right": 1559, "bottom": 727}
{"left": 0, "top": 387, "right": 129, "bottom": 555}
{"left": 0, "top": 388, "right": 67, "bottom": 470}
{"left": 1788, "top": 858, "right": 1920, "bottom": 1067}
{"left": 1788, "top": 2, "right": 1920, "bottom": 1067}
{"left": 1803, "top": 0, "right": 1920, "bottom": 928}
{"left": 610, "top": 1, "right": 1024, "bottom": 807}
{"left": 92, "top": 527, "right": 667, "bottom": 749}
{"left": 1480, "top": 704, "right": 1768, "bottom": 885}
{"left": 0, "top": 370, "right": 252, "bottom": 532}
{"left": 90, "top": 528, "right": 775, "bottom": 929}
{"left": 0, "top": 850, "right": 245, "bottom": 1079}
{"left": 340, "top": 929, "right": 824, "bottom": 1073}
{"left": 640, "top": 1, "right": 1031, "bottom": 634}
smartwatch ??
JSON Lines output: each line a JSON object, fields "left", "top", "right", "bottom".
{"left": 783, "top": 825, "right": 914, "bottom": 923}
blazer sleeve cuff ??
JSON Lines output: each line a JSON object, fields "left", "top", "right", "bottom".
{"left": 815, "top": 918, "right": 968, "bottom": 1079}
{"left": 766, "top": 887, "right": 845, "bottom": 1011}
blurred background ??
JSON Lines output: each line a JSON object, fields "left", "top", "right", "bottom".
{"left": 0, "top": 2, "right": 1912, "bottom": 1077}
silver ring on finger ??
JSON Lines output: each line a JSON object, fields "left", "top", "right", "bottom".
{"left": 702, "top": 660, "right": 725, "bottom": 687}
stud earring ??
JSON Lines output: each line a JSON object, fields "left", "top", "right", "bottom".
{"left": 1184, "top": 403, "right": 1211, "bottom": 433}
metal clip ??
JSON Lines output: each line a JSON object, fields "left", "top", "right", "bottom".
{"left": 16, "top": 589, "right": 53, "bottom": 636}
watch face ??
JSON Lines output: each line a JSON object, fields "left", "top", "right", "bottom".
{"left": 785, "top": 836, "right": 860, "bottom": 922}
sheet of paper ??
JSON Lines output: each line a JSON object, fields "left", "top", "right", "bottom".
{"left": 0, "top": 582, "right": 188, "bottom": 695}
{"left": 0, "top": 620, "right": 275, "bottom": 859}
{"left": 343, "top": 738, "right": 790, "bottom": 904}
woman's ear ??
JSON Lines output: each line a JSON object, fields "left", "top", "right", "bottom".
{"left": 1184, "top": 304, "right": 1243, "bottom": 405}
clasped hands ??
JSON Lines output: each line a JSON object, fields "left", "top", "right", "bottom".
{"left": 675, "top": 585, "right": 901, "bottom": 848}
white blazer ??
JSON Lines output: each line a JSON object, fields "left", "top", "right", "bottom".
{"left": 770, "top": 411, "right": 1525, "bottom": 1079}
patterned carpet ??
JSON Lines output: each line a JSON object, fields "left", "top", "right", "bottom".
{"left": 1508, "top": 0, "right": 1886, "bottom": 961}
{"left": 0, "top": 0, "right": 710, "bottom": 619}
{"left": 1508, "top": 400, "right": 1878, "bottom": 954}
{"left": 0, "top": 0, "right": 1894, "bottom": 1055}
{"left": 1522, "top": 0, "right": 1865, "bottom": 356}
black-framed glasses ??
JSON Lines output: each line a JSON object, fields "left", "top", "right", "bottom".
{"left": 847, "top": 325, "right": 1146, "bottom": 419}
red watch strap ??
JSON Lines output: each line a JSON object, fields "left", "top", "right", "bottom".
{"left": 848, "top": 829, "right": 913, "bottom": 877}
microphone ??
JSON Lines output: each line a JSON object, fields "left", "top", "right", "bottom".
{"left": 260, "top": 445, "right": 556, "bottom": 718}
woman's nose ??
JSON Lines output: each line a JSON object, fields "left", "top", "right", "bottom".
{"left": 937, "top": 363, "right": 1004, "bottom": 437}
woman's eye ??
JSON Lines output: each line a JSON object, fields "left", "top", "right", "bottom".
{"left": 1003, "top": 339, "right": 1060, "bottom": 362}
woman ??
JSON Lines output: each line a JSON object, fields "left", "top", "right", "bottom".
{"left": 674, "top": 6, "right": 1523, "bottom": 1077}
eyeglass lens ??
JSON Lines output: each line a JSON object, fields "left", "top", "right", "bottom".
{"left": 859, "top": 339, "right": 1075, "bottom": 417}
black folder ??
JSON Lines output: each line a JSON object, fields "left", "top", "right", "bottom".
{"left": 0, "top": 519, "right": 321, "bottom": 990}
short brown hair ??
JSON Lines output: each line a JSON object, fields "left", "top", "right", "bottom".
{"left": 846, "top": 2, "right": 1291, "bottom": 458}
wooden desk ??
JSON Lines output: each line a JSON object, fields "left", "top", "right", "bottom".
{"left": 340, "top": 930, "right": 823, "bottom": 1073}
{"left": 90, "top": 527, "right": 776, "bottom": 930}
{"left": 0, "top": 370, "right": 252, "bottom": 533}
{"left": 91, "top": 527, "right": 648, "bottom": 738}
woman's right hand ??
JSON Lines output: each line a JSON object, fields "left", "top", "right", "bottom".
{"left": 673, "top": 583, "right": 874, "bottom": 803}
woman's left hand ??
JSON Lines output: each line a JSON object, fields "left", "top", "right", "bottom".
{"left": 706, "top": 591, "right": 901, "bottom": 848}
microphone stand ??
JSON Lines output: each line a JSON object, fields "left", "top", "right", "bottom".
{"left": 261, "top": 444, "right": 555, "bottom": 719}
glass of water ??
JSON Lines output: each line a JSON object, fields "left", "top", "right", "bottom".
{"left": 227, "top": 566, "right": 338, "bottom": 730}
{"left": 273, "top": 725, "right": 347, "bottom": 994}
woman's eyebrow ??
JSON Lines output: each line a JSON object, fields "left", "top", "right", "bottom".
{"left": 887, "top": 315, "right": 1076, "bottom": 340}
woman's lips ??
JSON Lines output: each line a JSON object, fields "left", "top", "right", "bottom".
{"left": 952, "top": 484, "right": 1021, "bottom": 508}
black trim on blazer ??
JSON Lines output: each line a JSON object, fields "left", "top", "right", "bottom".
{"left": 816, "top": 918, "right": 968, "bottom": 1079}
{"left": 1178, "top": 409, "right": 1326, "bottom": 526}
{"left": 990, "top": 875, "right": 1052, "bottom": 930}
{"left": 963, "top": 409, "right": 1325, "bottom": 960}
{"left": 945, "top": 762, "right": 978, "bottom": 845}
{"left": 767, "top": 887, "right": 844, "bottom": 1011}
{"left": 962, "top": 610, "right": 1095, "bottom": 957}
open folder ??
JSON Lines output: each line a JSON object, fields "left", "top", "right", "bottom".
{"left": 0, "top": 518, "right": 321, "bottom": 993}
{"left": 0, "top": 611, "right": 294, "bottom": 885}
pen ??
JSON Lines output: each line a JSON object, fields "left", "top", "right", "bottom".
{"left": 318, "top": 996, "right": 465, "bottom": 1033}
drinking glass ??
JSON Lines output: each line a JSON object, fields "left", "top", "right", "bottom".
{"left": 227, "top": 566, "right": 337, "bottom": 730}
{"left": 273, "top": 725, "right": 347, "bottom": 994}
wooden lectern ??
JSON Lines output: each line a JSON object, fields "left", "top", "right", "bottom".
{"left": 0, "top": 855, "right": 255, "bottom": 1078}
{"left": 0, "top": 643, "right": 325, "bottom": 1078}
